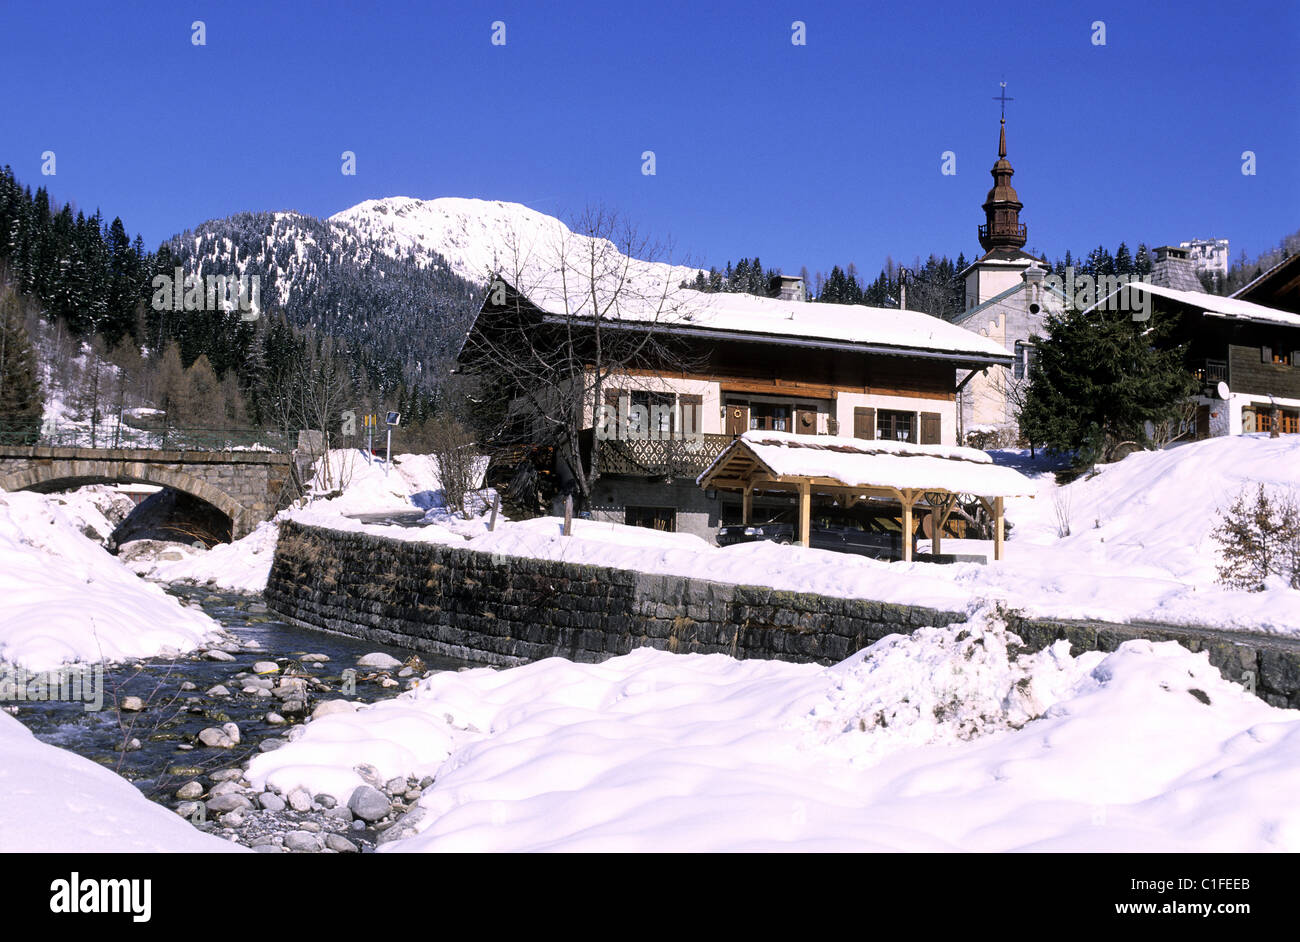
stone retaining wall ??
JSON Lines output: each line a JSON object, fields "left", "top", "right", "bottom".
{"left": 266, "top": 521, "right": 1300, "bottom": 708}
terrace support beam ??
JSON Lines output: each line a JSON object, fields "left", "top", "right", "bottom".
{"left": 994, "top": 496, "right": 1005, "bottom": 561}
{"left": 798, "top": 481, "right": 811, "bottom": 548}
{"left": 742, "top": 485, "right": 752, "bottom": 525}
{"left": 900, "top": 489, "right": 916, "bottom": 562}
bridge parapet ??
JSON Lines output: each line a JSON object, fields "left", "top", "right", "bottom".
{"left": 0, "top": 445, "right": 297, "bottom": 539}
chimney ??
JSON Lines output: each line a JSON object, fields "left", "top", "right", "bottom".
{"left": 771, "top": 274, "right": 806, "bottom": 302}
{"left": 1149, "top": 245, "right": 1202, "bottom": 292}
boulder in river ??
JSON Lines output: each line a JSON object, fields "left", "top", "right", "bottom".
{"left": 357, "top": 652, "right": 402, "bottom": 670}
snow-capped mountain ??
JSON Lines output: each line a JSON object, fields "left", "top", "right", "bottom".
{"left": 166, "top": 196, "right": 697, "bottom": 388}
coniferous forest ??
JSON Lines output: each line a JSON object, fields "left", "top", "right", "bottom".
{"left": 0, "top": 166, "right": 483, "bottom": 449}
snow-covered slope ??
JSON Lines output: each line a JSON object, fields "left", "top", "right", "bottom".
{"left": 246, "top": 612, "right": 1300, "bottom": 852}
{"left": 0, "top": 491, "right": 219, "bottom": 670}
{"left": 329, "top": 196, "right": 578, "bottom": 285}
{"left": 0, "top": 711, "right": 243, "bottom": 852}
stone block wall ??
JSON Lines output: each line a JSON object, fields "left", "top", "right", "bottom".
{"left": 266, "top": 521, "right": 1300, "bottom": 708}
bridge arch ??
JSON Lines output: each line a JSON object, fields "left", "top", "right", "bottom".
{"left": 0, "top": 459, "right": 248, "bottom": 537}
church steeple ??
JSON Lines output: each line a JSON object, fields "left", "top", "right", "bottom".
{"left": 979, "top": 87, "right": 1027, "bottom": 254}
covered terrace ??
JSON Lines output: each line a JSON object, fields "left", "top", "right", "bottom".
{"left": 697, "top": 431, "right": 1036, "bottom": 562}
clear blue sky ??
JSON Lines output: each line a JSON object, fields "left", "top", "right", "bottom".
{"left": 3, "top": 0, "right": 1297, "bottom": 276}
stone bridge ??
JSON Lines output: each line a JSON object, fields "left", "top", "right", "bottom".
{"left": 0, "top": 445, "right": 297, "bottom": 539}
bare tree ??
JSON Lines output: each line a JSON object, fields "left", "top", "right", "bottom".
{"left": 428, "top": 417, "right": 480, "bottom": 518}
{"left": 457, "top": 206, "right": 704, "bottom": 502}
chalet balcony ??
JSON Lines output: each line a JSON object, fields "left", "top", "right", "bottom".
{"left": 1194, "top": 359, "right": 1229, "bottom": 386}
{"left": 596, "top": 433, "right": 732, "bottom": 479}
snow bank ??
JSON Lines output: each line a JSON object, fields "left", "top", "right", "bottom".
{"left": 246, "top": 613, "right": 1300, "bottom": 852}
{"left": 0, "top": 711, "right": 242, "bottom": 852}
{"left": 0, "top": 492, "right": 219, "bottom": 671}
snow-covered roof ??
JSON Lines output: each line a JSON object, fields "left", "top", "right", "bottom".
{"left": 698, "top": 431, "right": 1036, "bottom": 497}
{"left": 513, "top": 276, "right": 1014, "bottom": 363}
{"left": 1092, "top": 281, "right": 1300, "bottom": 329}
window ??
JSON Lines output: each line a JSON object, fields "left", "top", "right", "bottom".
{"left": 625, "top": 506, "right": 676, "bottom": 531}
{"left": 876, "top": 410, "right": 916, "bottom": 443}
{"left": 1013, "top": 341, "right": 1037, "bottom": 380}
{"left": 749, "top": 403, "right": 790, "bottom": 431}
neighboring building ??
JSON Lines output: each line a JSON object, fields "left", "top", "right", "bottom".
{"left": 1180, "top": 238, "right": 1230, "bottom": 277}
{"left": 949, "top": 116, "right": 1064, "bottom": 440}
{"left": 1232, "top": 252, "right": 1300, "bottom": 315}
{"left": 1148, "top": 245, "right": 1204, "bottom": 292}
{"left": 459, "top": 277, "right": 1014, "bottom": 538}
{"left": 1090, "top": 281, "right": 1300, "bottom": 438}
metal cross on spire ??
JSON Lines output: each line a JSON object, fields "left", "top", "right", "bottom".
{"left": 993, "top": 81, "right": 1014, "bottom": 119}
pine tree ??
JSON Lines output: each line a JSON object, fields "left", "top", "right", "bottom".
{"left": 1134, "top": 243, "right": 1152, "bottom": 278}
{"left": 0, "top": 285, "right": 45, "bottom": 444}
{"left": 1019, "top": 304, "right": 1198, "bottom": 465}
{"left": 1114, "top": 242, "right": 1133, "bottom": 276}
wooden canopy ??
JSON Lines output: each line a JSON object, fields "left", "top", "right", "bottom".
{"left": 698, "top": 432, "right": 1036, "bottom": 562}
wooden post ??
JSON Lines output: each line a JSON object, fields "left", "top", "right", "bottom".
{"left": 488, "top": 492, "right": 500, "bottom": 532}
{"left": 994, "top": 496, "right": 1005, "bottom": 561}
{"left": 932, "top": 503, "right": 941, "bottom": 557}
{"left": 901, "top": 492, "right": 914, "bottom": 562}
{"left": 563, "top": 494, "right": 573, "bottom": 536}
{"left": 798, "top": 481, "right": 811, "bottom": 548}
{"left": 742, "top": 485, "right": 752, "bottom": 525}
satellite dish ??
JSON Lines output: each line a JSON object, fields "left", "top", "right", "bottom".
{"left": 1216, "top": 381, "right": 1230, "bottom": 400}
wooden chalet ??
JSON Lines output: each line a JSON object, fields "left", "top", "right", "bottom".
{"left": 1092, "top": 281, "right": 1300, "bottom": 437}
{"left": 458, "top": 272, "right": 1015, "bottom": 538}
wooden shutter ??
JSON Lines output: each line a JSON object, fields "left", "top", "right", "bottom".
{"left": 603, "top": 388, "right": 625, "bottom": 437}
{"left": 920, "top": 412, "right": 942, "bottom": 444}
{"left": 1262, "top": 346, "right": 1272, "bottom": 364}
{"left": 853, "top": 407, "right": 876, "bottom": 440}
{"left": 726, "top": 404, "right": 749, "bottom": 437}
{"left": 678, "top": 394, "right": 702, "bottom": 437}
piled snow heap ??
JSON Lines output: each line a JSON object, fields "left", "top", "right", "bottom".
{"left": 246, "top": 611, "right": 1300, "bottom": 852}
{"left": 0, "top": 491, "right": 217, "bottom": 670}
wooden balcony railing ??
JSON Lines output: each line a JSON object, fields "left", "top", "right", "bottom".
{"left": 1195, "top": 359, "right": 1229, "bottom": 385}
{"left": 597, "top": 433, "right": 732, "bottom": 479}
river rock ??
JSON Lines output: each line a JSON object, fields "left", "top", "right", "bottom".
{"left": 206, "top": 794, "right": 252, "bottom": 814}
{"left": 348, "top": 785, "right": 391, "bottom": 823}
{"left": 258, "top": 792, "right": 286, "bottom": 812}
{"left": 198, "top": 727, "right": 236, "bottom": 749}
{"left": 206, "top": 685, "right": 231, "bottom": 697}
{"left": 211, "top": 768, "right": 245, "bottom": 783}
{"left": 265, "top": 712, "right": 286, "bottom": 725}
{"left": 221, "top": 722, "right": 241, "bottom": 745}
{"left": 210, "top": 780, "right": 243, "bottom": 797}
{"left": 357, "top": 652, "right": 402, "bottom": 670}
{"left": 315, "top": 794, "right": 337, "bottom": 810}
{"left": 175, "top": 781, "right": 204, "bottom": 801}
{"left": 311, "top": 699, "right": 358, "bottom": 720}
{"left": 325, "top": 833, "right": 359, "bottom": 853}
{"left": 120, "top": 696, "right": 146, "bottom": 712}
{"left": 203, "top": 649, "right": 236, "bottom": 662}
{"left": 353, "top": 763, "right": 383, "bottom": 788}
{"left": 253, "top": 661, "right": 280, "bottom": 675}
{"left": 287, "top": 788, "right": 314, "bottom": 813}
{"left": 384, "top": 777, "right": 406, "bottom": 796}
{"left": 281, "top": 699, "right": 306, "bottom": 715}
{"left": 301, "top": 653, "right": 330, "bottom": 663}
{"left": 380, "top": 677, "right": 399, "bottom": 688}
{"left": 180, "top": 681, "right": 197, "bottom": 691}
{"left": 219, "top": 810, "right": 246, "bottom": 827}
{"left": 124, "top": 738, "right": 142, "bottom": 751}
{"left": 175, "top": 800, "right": 203, "bottom": 819}
{"left": 284, "top": 830, "right": 322, "bottom": 853}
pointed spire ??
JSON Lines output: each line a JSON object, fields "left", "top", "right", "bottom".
{"left": 979, "top": 108, "right": 1026, "bottom": 254}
